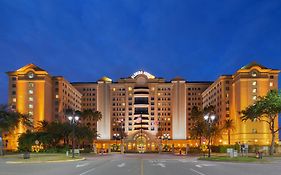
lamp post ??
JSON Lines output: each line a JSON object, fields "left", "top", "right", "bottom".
{"left": 68, "top": 115, "right": 79, "bottom": 158}
{"left": 113, "top": 133, "right": 120, "bottom": 151}
{"left": 162, "top": 133, "right": 170, "bottom": 151}
{"left": 204, "top": 114, "right": 216, "bottom": 158}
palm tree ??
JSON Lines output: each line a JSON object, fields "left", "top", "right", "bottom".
{"left": 190, "top": 105, "right": 219, "bottom": 146}
{"left": 0, "top": 104, "right": 32, "bottom": 155}
{"left": 81, "top": 109, "right": 102, "bottom": 122}
{"left": 223, "top": 119, "right": 235, "bottom": 145}
{"left": 0, "top": 105, "right": 32, "bottom": 132}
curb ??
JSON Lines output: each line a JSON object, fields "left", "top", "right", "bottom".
{"left": 6, "top": 157, "right": 85, "bottom": 164}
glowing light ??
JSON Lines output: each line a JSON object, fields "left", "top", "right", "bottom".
{"left": 204, "top": 115, "right": 209, "bottom": 120}
{"left": 131, "top": 70, "right": 155, "bottom": 79}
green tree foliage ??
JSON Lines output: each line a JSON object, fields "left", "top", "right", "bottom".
{"left": 0, "top": 105, "right": 32, "bottom": 132}
{"left": 240, "top": 90, "right": 281, "bottom": 155}
{"left": 190, "top": 106, "right": 222, "bottom": 146}
{"left": 223, "top": 119, "right": 235, "bottom": 145}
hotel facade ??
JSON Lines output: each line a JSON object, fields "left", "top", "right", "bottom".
{"left": 5, "top": 63, "right": 279, "bottom": 151}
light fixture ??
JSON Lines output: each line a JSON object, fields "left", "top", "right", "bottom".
{"left": 68, "top": 116, "right": 73, "bottom": 121}
{"left": 74, "top": 116, "right": 79, "bottom": 121}
{"left": 204, "top": 115, "right": 209, "bottom": 120}
{"left": 210, "top": 115, "right": 216, "bottom": 121}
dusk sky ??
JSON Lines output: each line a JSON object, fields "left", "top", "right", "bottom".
{"left": 1, "top": 0, "right": 281, "bottom": 105}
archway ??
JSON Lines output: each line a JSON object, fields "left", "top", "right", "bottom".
{"left": 135, "top": 135, "right": 147, "bottom": 153}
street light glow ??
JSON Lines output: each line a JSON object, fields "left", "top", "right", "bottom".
{"left": 210, "top": 115, "right": 216, "bottom": 121}
{"left": 204, "top": 115, "right": 209, "bottom": 120}
{"left": 68, "top": 116, "right": 73, "bottom": 121}
{"left": 74, "top": 116, "right": 79, "bottom": 121}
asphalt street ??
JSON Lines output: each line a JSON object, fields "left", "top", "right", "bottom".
{"left": 1, "top": 154, "right": 281, "bottom": 175}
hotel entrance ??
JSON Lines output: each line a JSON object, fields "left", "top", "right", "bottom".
{"left": 136, "top": 135, "right": 146, "bottom": 153}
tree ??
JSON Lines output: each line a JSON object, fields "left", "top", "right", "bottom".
{"left": 81, "top": 109, "right": 102, "bottom": 122}
{"left": 190, "top": 106, "right": 221, "bottom": 146}
{"left": 223, "top": 119, "right": 235, "bottom": 145}
{"left": 0, "top": 105, "right": 32, "bottom": 132}
{"left": 240, "top": 90, "right": 281, "bottom": 155}
{"left": 0, "top": 105, "right": 32, "bottom": 155}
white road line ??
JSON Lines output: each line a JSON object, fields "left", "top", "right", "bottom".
{"left": 195, "top": 164, "right": 202, "bottom": 168}
{"left": 76, "top": 163, "right": 89, "bottom": 168}
{"left": 79, "top": 167, "right": 95, "bottom": 175}
{"left": 190, "top": 168, "right": 206, "bottom": 175}
{"left": 157, "top": 163, "right": 166, "bottom": 168}
{"left": 117, "top": 163, "right": 126, "bottom": 167}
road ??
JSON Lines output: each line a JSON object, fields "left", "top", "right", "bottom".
{"left": 1, "top": 154, "right": 281, "bottom": 175}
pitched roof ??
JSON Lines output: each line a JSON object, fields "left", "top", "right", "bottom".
{"left": 240, "top": 62, "right": 268, "bottom": 70}
{"left": 16, "top": 63, "right": 46, "bottom": 72}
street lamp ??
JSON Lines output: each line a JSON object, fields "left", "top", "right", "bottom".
{"left": 162, "top": 133, "right": 170, "bottom": 151}
{"left": 68, "top": 115, "right": 79, "bottom": 158}
{"left": 113, "top": 133, "right": 120, "bottom": 151}
{"left": 204, "top": 114, "right": 216, "bottom": 157}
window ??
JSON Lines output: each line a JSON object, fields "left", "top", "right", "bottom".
{"left": 28, "top": 104, "right": 33, "bottom": 109}
{"left": 252, "top": 88, "right": 257, "bottom": 93}
{"left": 253, "top": 96, "right": 257, "bottom": 100}
{"left": 12, "top": 98, "right": 16, "bottom": 102}
{"left": 252, "top": 81, "right": 257, "bottom": 86}
{"left": 28, "top": 90, "right": 33, "bottom": 94}
{"left": 55, "top": 95, "right": 59, "bottom": 98}
{"left": 28, "top": 83, "right": 34, "bottom": 88}
{"left": 29, "top": 97, "right": 33, "bottom": 101}
{"left": 251, "top": 71, "right": 257, "bottom": 77}
{"left": 27, "top": 72, "right": 34, "bottom": 79}
{"left": 270, "top": 82, "right": 273, "bottom": 87}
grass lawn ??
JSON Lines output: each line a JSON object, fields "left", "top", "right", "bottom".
{"left": 4, "top": 153, "right": 83, "bottom": 163}
{"left": 198, "top": 156, "right": 266, "bottom": 163}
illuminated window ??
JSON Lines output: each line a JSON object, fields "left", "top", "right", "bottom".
{"left": 29, "top": 97, "right": 33, "bottom": 101}
{"left": 28, "top": 90, "right": 33, "bottom": 94}
{"left": 112, "top": 88, "right": 116, "bottom": 91}
{"left": 28, "top": 111, "right": 33, "bottom": 115}
{"left": 253, "top": 96, "right": 257, "bottom": 100}
{"left": 28, "top": 104, "right": 33, "bottom": 109}
{"left": 128, "top": 87, "right": 132, "bottom": 91}
{"left": 252, "top": 88, "right": 257, "bottom": 93}
{"left": 12, "top": 98, "right": 16, "bottom": 102}
{"left": 270, "top": 82, "right": 273, "bottom": 87}
{"left": 158, "top": 93, "right": 161, "bottom": 96}
{"left": 252, "top": 81, "right": 257, "bottom": 86}
{"left": 55, "top": 94, "right": 59, "bottom": 98}
{"left": 28, "top": 82, "right": 34, "bottom": 88}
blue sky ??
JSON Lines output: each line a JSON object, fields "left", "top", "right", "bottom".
{"left": 0, "top": 0, "right": 281, "bottom": 128}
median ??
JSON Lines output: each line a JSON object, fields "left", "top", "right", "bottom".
{"left": 5, "top": 153, "right": 84, "bottom": 164}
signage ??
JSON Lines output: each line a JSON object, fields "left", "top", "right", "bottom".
{"left": 131, "top": 71, "right": 155, "bottom": 79}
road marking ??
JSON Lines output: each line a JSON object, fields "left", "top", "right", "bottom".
{"left": 202, "top": 164, "right": 216, "bottom": 167}
{"left": 196, "top": 165, "right": 202, "bottom": 168}
{"left": 76, "top": 163, "right": 89, "bottom": 168}
{"left": 157, "top": 163, "right": 166, "bottom": 168}
{"left": 140, "top": 159, "right": 144, "bottom": 175}
{"left": 79, "top": 167, "right": 95, "bottom": 175}
{"left": 190, "top": 168, "right": 206, "bottom": 175}
{"left": 117, "top": 163, "right": 126, "bottom": 167}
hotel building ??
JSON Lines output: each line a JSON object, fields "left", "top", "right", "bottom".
{"left": 4, "top": 62, "right": 279, "bottom": 151}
